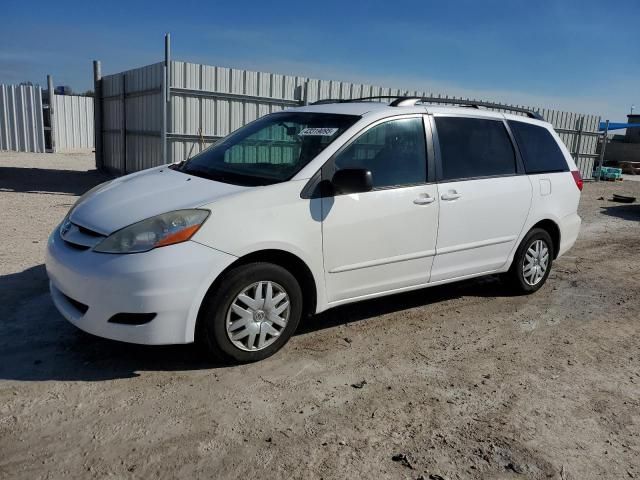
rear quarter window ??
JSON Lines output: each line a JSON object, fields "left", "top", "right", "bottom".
{"left": 508, "top": 121, "right": 569, "bottom": 174}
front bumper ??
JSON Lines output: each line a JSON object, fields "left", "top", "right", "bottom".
{"left": 45, "top": 228, "right": 237, "bottom": 345}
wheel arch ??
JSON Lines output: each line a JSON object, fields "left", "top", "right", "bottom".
{"left": 194, "top": 249, "right": 318, "bottom": 339}
{"left": 530, "top": 219, "right": 561, "bottom": 259}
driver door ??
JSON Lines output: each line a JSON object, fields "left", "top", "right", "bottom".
{"left": 320, "top": 115, "right": 440, "bottom": 304}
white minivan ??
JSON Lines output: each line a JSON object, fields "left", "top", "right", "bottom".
{"left": 46, "top": 97, "right": 583, "bottom": 362}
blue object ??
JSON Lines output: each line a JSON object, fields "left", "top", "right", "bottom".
{"left": 599, "top": 122, "right": 640, "bottom": 131}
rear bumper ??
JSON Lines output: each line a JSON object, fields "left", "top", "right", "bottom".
{"left": 45, "top": 227, "right": 237, "bottom": 345}
{"left": 558, "top": 212, "right": 581, "bottom": 257}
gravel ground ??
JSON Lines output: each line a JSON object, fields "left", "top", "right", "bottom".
{"left": 1, "top": 151, "right": 639, "bottom": 480}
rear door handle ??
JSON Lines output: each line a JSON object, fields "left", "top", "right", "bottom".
{"left": 441, "top": 191, "right": 461, "bottom": 201}
{"left": 413, "top": 195, "right": 435, "bottom": 205}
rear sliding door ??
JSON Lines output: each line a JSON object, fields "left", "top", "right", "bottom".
{"left": 430, "top": 115, "right": 532, "bottom": 282}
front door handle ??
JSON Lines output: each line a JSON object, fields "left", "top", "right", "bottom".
{"left": 413, "top": 194, "right": 435, "bottom": 205}
{"left": 441, "top": 190, "right": 461, "bottom": 201}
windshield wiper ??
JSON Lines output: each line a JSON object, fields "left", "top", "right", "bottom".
{"left": 182, "top": 167, "right": 226, "bottom": 182}
{"left": 181, "top": 166, "right": 276, "bottom": 187}
{"left": 168, "top": 161, "right": 186, "bottom": 170}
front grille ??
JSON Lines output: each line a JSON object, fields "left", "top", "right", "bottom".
{"left": 60, "top": 221, "right": 105, "bottom": 250}
{"left": 76, "top": 224, "right": 103, "bottom": 237}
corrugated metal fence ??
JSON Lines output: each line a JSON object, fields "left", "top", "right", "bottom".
{"left": 100, "top": 62, "right": 164, "bottom": 173}
{"left": 98, "top": 61, "right": 601, "bottom": 178}
{"left": 0, "top": 83, "right": 94, "bottom": 153}
{"left": 0, "top": 84, "right": 46, "bottom": 153}
{"left": 52, "top": 94, "right": 94, "bottom": 151}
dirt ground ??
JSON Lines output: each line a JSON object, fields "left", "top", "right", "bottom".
{"left": 1, "top": 151, "right": 639, "bottom": 480}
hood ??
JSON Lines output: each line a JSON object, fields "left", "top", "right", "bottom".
{"left": 70, "top": 166, "right": 249, "bottom": 234}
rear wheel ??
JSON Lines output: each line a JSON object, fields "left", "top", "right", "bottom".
{"left": 506, "top": 228, "right": 554, "bottom": 294}
{"left": 198, "top": 263, "right": 303, "bottom": 363}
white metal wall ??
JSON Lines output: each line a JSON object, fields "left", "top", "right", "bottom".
{"left": 53, "top": 94, "right": 94, "bottom": 151}
{"left": 0, "top": 84, "right": 45, "bottom": 153}
{"left": 99, "top": 61, "right": 602, "bottom": 177}
{"left": 168, "top": 61, "right": 306, "bottom": 163}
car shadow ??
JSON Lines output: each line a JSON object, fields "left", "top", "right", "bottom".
{"left": 0, "top": 263, "right": 513, "bottom": 382}
{"left": 600, "top": 203, "right": 640, "bottom": 221}
{"left": 0, "top": 166, "right": 112, "bottom": 196}
{"left": 299, "top": 274, "right": 511, "bottom": 334}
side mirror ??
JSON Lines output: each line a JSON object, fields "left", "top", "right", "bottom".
{"left": 331, "top": 169, "right": 373, "bottom": 195}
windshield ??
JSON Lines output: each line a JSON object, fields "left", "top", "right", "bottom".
{"left": 178, "top": 112, "right": 360, "bottom": 186}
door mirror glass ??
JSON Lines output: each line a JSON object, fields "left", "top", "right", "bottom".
{"left": 331, "top": 169, "right": 373, "bottom": 194}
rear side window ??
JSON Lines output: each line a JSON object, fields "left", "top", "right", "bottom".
{"left": 435, "top": 117, "right": 516, "bottom": 181}
{"left": 508, "top": 121, "right": 568, "bottom": 174}
{"left": 334, "top": 117, "right": 427, "bottom": 188}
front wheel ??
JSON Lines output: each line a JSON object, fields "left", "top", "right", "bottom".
{"left": 198, "top": 263, "right": 303, "bottom": 363}
{"left": 506, "top": 228, "right": 554, "bottom": 294}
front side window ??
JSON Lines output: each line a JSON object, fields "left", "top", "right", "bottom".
{"left": 333, "top": 117, "right": 427, "bottom": 188}
{"left": 435, "top": 117, "right": 516, "bottom": 181}
{"left": 180, "top": 112, "right": 359, "bottom": 186}
{"left": 508, "top": 121, "right": 568, "bottom": 174}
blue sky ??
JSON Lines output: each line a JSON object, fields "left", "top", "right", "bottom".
{"left": 1, "top": 0, "right": 637, "bottom": 120}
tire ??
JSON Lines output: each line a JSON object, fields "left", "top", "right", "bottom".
{"left": 506, "top": 228, "right": 554, "bottom": 294}
{"left": 198, "top": 262, "right": 303, "bottom": 363}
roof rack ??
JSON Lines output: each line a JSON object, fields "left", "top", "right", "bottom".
{"left": 309, "top": 95, "right": 544, "bottom": 120}
{"left": 310, "top": 98, "right": 345, "bottom": 105}
{"left": 310, "top": 95, "right": 400, "bottom": 105}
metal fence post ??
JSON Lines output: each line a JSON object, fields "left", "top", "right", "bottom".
{"left": 121, "top": 74, "right": 127, "bottom": 174}
{"left": 163, "top": 33, "right": 171, "bottom": 164}
{"left": 93, "top": 60, "right": 103, "bottom": 170}
{"left": 573, "top": 116, "right": 584, "bottom": 174}
{"left": 162, "top": 66, "right": 167, "bottom": 164}
{"left": 165, "top": 33, "right": 171, "bottom": 104}
{"left": 47, "top": 75, "right": 56, "bottom": 153}
{"left": 596, "top": 119, "right": 609, "bottom": 182}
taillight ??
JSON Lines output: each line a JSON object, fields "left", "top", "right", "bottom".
{"left": 571, "top": 170, "right": 583, "bottom": 191}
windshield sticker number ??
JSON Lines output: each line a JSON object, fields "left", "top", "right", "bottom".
{"left": 298, "top": 127, "right": 339, "bottom": 136}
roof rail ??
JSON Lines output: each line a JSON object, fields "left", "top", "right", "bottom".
{"left": 309, "top": 96, "right": 400, "bottom": 105}
{"left": 392, "top": 96, "right": 544, "bottom": 120}
{"left": 309, "top": 98, "right": 344, "bottom": 105}
{"left": 311, "top": 96, "right": 544, "bottom": 120}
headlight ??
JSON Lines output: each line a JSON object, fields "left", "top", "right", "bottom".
{"left": 93, "top": 209, "right": 210, "bottom": 254}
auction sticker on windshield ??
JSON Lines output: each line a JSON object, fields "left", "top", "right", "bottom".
{"left": 298, "top": 127, "right": 339, "bottom": 136}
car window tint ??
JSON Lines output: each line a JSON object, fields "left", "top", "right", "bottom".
{"left": 435, "top": 117, "right": 516, "bottom": 180}
{"left": 508, "top": 121, "right": 568, "bottom": 174}
{"left": 333, "top": 117, "right": 427, "bottom": 188}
